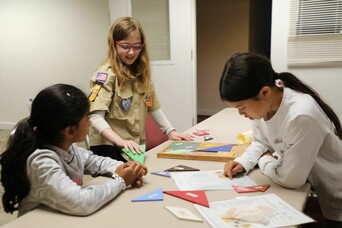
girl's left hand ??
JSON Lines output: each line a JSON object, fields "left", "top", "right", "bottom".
{"left": 115, "top": 161, "right": 148, "bottom": 187}
{"left": 168, "top": 131, "right": 194, "bottom": 141}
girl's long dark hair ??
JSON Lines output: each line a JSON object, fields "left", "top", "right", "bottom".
{"left": 0, "top": 84, "right": 89, "bottom": 213}
{"left": 219, "top": 52, "right": 341, "bottom": 139}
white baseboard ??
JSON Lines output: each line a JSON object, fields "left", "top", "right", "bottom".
{"left": 0, "top": 122, "right": 16, "bottom": 130}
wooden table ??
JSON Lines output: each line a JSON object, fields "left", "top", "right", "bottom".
{"left": 2, "top": 108, "right": 310, "bottom": 228}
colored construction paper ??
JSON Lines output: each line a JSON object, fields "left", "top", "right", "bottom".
{"left": 196, "top": 142, "right": 229, "bottom": 151}
{"left": 232, "top": 185, "right": 258, "bottom": 193}
{"left": 197, "top": 144, "right": 233, "bottom": 152}
{"left": 151, "top": 171, "right": 171, "bottom": 178}
{"left": 131, "top": 188, "right": 164, "bottom": 202}
{"left": 165, "top": 206, "right": 203, "bottom": 222}
{"left": 122, "top": 144, "right": 145, "bottom": 164}
{"left": 216, "top": 152, "right": 235, "bottom": 157}
{"left": 164, "top": 149, "right": 194, "bottom": 154}
{"left": 193, "top": 131, "right": 209, "bottom": 136}
{"left": 164, "top": 190, "right": 209, "bottom": 207}
{"left": 232, "top": 184, "right": 270, "bottom": 193}
{"left": 245, "top": 184, "right": 270, "bottom": 192}
{"left": 164, "top": 142, "right": 201, "bottom": 152}
{"left": 165, "top": 165, "right": 200, "bottom": 172}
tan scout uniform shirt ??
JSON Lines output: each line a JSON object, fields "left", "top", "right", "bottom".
{"left": 89, "top": 63, "right": 161, "bottom": 146}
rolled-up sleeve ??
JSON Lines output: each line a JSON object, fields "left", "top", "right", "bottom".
{"left": 24, "top": 149, "right": 124, "bottom": 216}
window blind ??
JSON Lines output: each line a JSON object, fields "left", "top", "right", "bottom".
{"left": 131, "top": 0, "right": 170, "bottom": 61}
{"left": 288, "top": 0, "right": 342, "bottom": 66}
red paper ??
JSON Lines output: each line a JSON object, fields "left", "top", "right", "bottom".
{"left": 232, "top": 185, "right": 258, "bottom": 193}
{"left": 164, "top": 190, "right": 209, "bottom": 207}
{"left": 232, "top": 184, "right": 270, "bottom": 193}
{"left": 193, "top": 131, "right": 210, "bottom": 136}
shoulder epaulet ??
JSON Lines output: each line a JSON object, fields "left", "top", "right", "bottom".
{"left": 89, "top": 71, "right": 109, "bottom": 102}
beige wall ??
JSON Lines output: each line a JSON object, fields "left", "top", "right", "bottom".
{"left": 196, "top": 0, "right": 250, "bottom": 115}
{"left": 271, "top": 0, "right": 342, "bottom": 119}
{"left": 0, "top": 0, "right": 110, "bottom": 128}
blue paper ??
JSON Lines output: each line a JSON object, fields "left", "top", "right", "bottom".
{"left": 132, "top": 188, "right": 164, "bottom": 202}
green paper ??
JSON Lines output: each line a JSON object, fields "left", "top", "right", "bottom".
{"left": 165, "top": 141, "right": 201, "bottom": 151}
{"left": 164, "top": 149, "right": 194, "bottom": 154}
{"left": 122, "top": 144, "right": 146, "bottom": 164}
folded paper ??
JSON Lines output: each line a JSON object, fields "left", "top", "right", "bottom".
{"left": 237, "top": 131, "right": 253, "bottom": 144}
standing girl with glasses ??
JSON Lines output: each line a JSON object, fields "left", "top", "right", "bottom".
{"left": 88, "top": 17, "right": 193, "bottom": 161}
{"left": 220, "top": 53, "right": 342, "bottom": 227}
{"left": 0, "top": 84, "right": 147, "bottom": 216}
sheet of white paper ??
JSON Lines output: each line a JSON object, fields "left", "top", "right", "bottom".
{"left": 194, "top": 193, "right": 314, "bottom": 228}
{"left": 170, "top": 170, "right": 256, "bottom": 190}
{"left": 165, "top": 206, "right": 203, "bottom": 222}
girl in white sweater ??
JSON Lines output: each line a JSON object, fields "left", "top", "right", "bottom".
{"left": 1, "top": 84, "right": 147, "bottom": 216}
{"left": 220, "top": 53, "right": 342, "bottom": 227}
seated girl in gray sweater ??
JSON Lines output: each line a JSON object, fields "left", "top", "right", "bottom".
{"left": 1, "top": 84, "right": 147, "bottom": 216}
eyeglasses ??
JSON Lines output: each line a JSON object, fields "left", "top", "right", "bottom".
{"left": 115, "top": 41, "right": 144, "bottom": 52}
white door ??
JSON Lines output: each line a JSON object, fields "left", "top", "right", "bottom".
{"left": 108, "top": 0, "right": 197, "bottom": 132}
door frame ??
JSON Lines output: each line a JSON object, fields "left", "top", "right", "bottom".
{"left": 108, "top": 0, "right": 197, "bottom": 131}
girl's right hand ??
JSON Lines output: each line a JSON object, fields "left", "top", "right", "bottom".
{"left": 116, "top": 139, "right": 143, "bottom": 154}
{"left": 115, "top": 161, "right": 148, "bottom": 187}
{"left": 101, "top": 129, "right": 142, "bottom": 154}
{"left": 224, "top": 161, "right": 244, "bottom": 179}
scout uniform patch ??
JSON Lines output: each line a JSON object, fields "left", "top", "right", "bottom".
{"left": 121, "top": 98, "right": 131, "bottom": 112}
{"left": 88, "top": 72, "right": 108, "bottom": 102}
{"left": 95, "top": 72, "right": 108, "bottom": 84}
{"left": 89, "top": 84, "right": 102, "bottom": 102}
{"left": 143, "top": 92, "right": 152, "bottom": 107}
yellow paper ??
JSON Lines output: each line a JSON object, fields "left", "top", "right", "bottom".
{"left": 217, "top": 152, "right": 235, "bottom": 157}
{"left": 237, "top": 131, "right": 253, "bottom": 144}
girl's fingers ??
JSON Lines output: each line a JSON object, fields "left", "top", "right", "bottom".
{"left": 224, "top": 162, "right": 236, "bottom": 179}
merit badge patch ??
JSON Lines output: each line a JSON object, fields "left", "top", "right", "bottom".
{"left": 96, "top": 72, "right": 108, "bottom": 84}
{"left": 121, "top": 98, "right": 131, "bottom": 112}
{"left": 143, "top": 93, "right": 152, "bottom": 107}
{"left": 88, "top": 84, "right": 102, "bottom": 102}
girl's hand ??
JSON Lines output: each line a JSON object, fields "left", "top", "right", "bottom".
{"left": 224, "top": 161, "right": 244, "bottom": 179}
{"left": 116, "top": 139, "right": 142, "bottom": 154}
{"left": 115, "top": 161, "right": 148, "bottom": 187}
{"left": 131, "top": 178, "right": 144, "bottom": 188}
{"left": 168, "top": 131, "right": 194, "bottom": 141}
{"left": 101, "top": 129, "right": 142, "bottom": 154}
